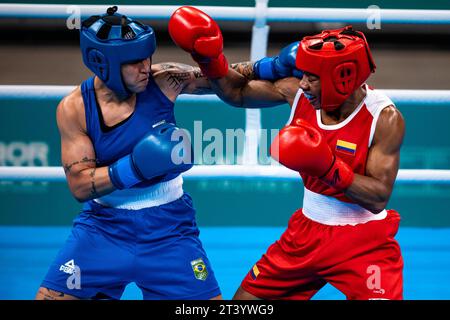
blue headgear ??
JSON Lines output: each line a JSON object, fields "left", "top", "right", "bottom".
{"left": 80, "top": 6, "right": 156, "bottom": 99}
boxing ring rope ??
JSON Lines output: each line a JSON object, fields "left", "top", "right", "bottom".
{"left": 1, "top": 86, "right": 450, "bottom": 106}
{"left": 1, "top": 166, "right": 450, "bottom": 184}
{"left": 1, "top": 3, "right": 450, "bottom": 24}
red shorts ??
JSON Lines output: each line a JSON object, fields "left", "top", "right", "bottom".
{"left": 241, "top": 209, "right": 403, "bottom": 300}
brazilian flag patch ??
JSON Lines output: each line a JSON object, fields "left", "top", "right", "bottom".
{"left": 191, "top": 258, "right": 208, "bottom": 281}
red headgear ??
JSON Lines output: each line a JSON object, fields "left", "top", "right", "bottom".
{"left": 295, "top": 26, "right": 376, "bottom": 111}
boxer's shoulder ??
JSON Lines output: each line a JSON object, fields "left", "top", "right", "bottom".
{"left": 57, "top": 86, "right": 86, "bottom": 131}
{"left": 152, "top": 62, "right": 198, "bottom": 76}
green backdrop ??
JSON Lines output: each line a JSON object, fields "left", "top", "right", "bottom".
{"left": 1, "top": 95, "right": 450, "bottom": 228}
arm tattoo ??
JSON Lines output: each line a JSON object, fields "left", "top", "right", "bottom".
{"left": 193, "top": 69, "right": 205, "bottom": 79}
{"left": 89, "top": 167, "right": 99, "bottom": 198}
{"left": 160, "top": 62, "right": 195, "bottom": 72}
{"left": 159, "top": 62, "right": 205, "bottom": 78}
{"left": 158, "top": 62, "right": 208, "bottom": 93}
{"left": 64, "top": 157, "right": 96, "bottom": 173}
{"left": 165, "top": 71, "right": 192, "bottom": 90}
{"left": 231, "top": 61, "right": 256, "bottom": 80}
{"left": 159, "top": 63, "right": 174, "bottom": 70}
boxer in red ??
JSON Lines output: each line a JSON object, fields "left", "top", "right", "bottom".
{"left": 169, "top": 6, "right": 405, "bottom": 300}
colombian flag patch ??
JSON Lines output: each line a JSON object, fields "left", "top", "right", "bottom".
{"left": 336, "top": 139, "right": 357, "bottom": 156}
{"left": 250, "top": 264, "right": 260, "bottom": 280}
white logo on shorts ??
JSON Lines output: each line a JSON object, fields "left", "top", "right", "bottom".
{"left": 366, "top": 265, "right": 385, "bottom": 295}
{"left": 60, "top": 259, "right": 76, "bottom": 274}
{"left": 59, "top": 259, "right": 81, "bottom": 290}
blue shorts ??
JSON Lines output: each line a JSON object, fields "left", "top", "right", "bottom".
{"left": 41, "top": 193, "right": 221, "bottom": 300}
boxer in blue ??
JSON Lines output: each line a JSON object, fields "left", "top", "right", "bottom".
{"left": 35, "top": 6, "right": 221, "bottom": 300}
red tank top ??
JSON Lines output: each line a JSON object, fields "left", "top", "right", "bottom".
{"left": 287, "top": 85, "right": 394, "bottom": 202}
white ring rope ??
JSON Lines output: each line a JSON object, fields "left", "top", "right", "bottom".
{"left": 1, "top": 4, "right": 450, "bottom": 24}
{"left": 1, "top": 166, "right": 450, "bottom": 184}
{"left": 1, "top": 86, "right": 450, "bottom": 106}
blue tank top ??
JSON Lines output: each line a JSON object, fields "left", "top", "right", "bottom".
{"left": 81, "top": 76, "right": 179, "bottom": 186}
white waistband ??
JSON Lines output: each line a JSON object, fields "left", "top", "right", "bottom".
{"left": 94, "top": 175, "right": 184, "bottom": 210}
{"left": 302, "top": 188, "right": 387, "bottom": 226}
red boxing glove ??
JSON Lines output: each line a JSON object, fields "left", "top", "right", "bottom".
{"left": 270, "top": 119, "right": 354, "bottom": 191}
{"left": 169, "top": 6, "right": 228, "bottom": 79}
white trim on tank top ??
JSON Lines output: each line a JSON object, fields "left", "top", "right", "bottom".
{"left": 316, "top": 93, "right": 367, "bottom": 130}
{"left": 302, "top": 188, "right": 387, "bottom": 226}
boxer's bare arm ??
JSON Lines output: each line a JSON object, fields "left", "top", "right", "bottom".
{"left": 344, "top": 106, "right": 405, "bottom": 213}
{"left": 57, "top": 89, "right": 115, "bottom": 202}
{"left": 153, "top": 62, "right": 298, "bottom": 107}
{"left": 211, "top": 67, "right": 298, "bottom": 108}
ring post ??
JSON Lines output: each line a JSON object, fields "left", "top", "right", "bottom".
{"left": 243, "top": 0, "right": 270, "bottom": 165}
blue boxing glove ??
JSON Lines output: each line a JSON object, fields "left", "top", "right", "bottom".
{"left": 253, "top": 42, "right": 304, "bottom": 80}
{"left": 108, "top": 122, "right": 193, "bottom": 190}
